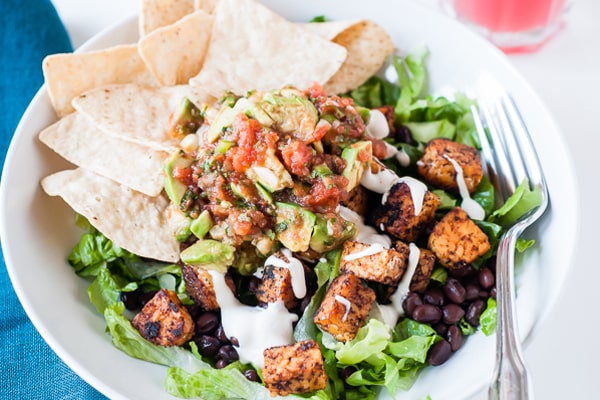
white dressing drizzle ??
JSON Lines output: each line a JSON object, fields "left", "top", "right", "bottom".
{"left": 366, "top": 109, "right": 390, "bottom": 139}
{"left": 343, "top": 242, "right": 385, "bottom": 261}
{"left": 376, "top": 303, "right": 400, "bottom": 329}
{"left": 395, "top": 147, "right": 411, "bottom": 167}
{"left": 443, "top": 155, "right": 485, "bottom": 220}
{"left": 338, "top": 206, "right": 391, "bottom": 248}
{"left": 334, "top": 295, "right": 352, "bottom": 322}
{"left": 208, "top": 270, "right": 298, "bottom": 369}
{"left": 359, "top": 165, "right": 427, "bottom": 216}
{"left": 264, "top": 248, "right": 307, "bottom": 299}
{"left": 391, "top": 243, "right": 421, "bottom": 316}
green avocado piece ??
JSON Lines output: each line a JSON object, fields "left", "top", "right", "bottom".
{"left": 260, "top": 90, "right": 319, "bottom": 142}
{"left": 341, "top": 141, "right": 372, "bottom": 191}
{"left": 309, "top": 214, "right": 357, "bottom": 253}
{"left": 169, "top": 97, "right": 204, "bottom": 137}
{"left": 275, "top": 202, "right": 316, "bottom": 252}
{"left": 164, "top": 150, "right": 193, "bottom": 207}
{"left": 246, "top": 149, "right": 293, "bottom": 192}
{"left": 190, "top": 210, "right": 213, "bottom": 239}
{"left": 174, "top": 217, "right": 193, "bottom": 242}
{"left": 179, "top": 239, "right": 235, "bottom": 273}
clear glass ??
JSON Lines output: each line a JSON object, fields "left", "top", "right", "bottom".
{"left": 441, "top": 0, "right": 572, "bottom": 53}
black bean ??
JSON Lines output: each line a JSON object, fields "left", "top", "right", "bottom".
{"left": 214, "top": 324, "right": 229, "bottom": 343}
{"left": 195, "top": 313, "right": 219, "bottom": 334}
{"left": 464, "top": 284, "right": 482, "bottom": 301}
{"left": 442, "top": 303, "right": 465, "bottom": 325}
{"left": 229, "top": 336, "right": 240, "bottom": 347}
{"left": 196, "top": 335, "right": 220, "bottom": 357}
{"left": 427, "top": 340, "right": 452, "bottom": 366}
{"left": 339, "top": 366, "right": 357, "bottom": 382}
{"left": 444, "top": 278, "right": 466, "bottom": 304}
{"left": 243, "top": 369, "right": 260, "bottom": 382}
{"left": 248, "top": 276, "right": 261, "bottom": 293}
{"left": 215, "top": 359, "right": 229, "bottom": 369}
{"left": 423, "top": 288, "right": 445, "bottom": 306}
{"left": 412, "top": 304, "right": 442, "bottom": 324}
{"left": 432, "top": 322, "right": 448, "bottom": 336}
{"left": 465, "top": 299, "right": 486, "bottom": 326}
{"left": 402, "top": 292, "right": 423, "bottom": 317}
{"left": 217, "top": 345, "right": 239, "bottom": 363}
{"left": 479, "top": 267, "right": 495, "bottom": 289}
{"left": 446, "top": 325, "right": 463, "bottom": 352}
{"left": 490, "top": 287, "right": 497, "bottom": 300}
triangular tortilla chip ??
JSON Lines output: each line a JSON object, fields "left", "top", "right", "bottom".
{"left": 71, "top": 83, "right": 205, "bottom": 151}
{"left": 41, "top": 168, "right": 182, "bottom": 263}
{"left": 322, "top": 20, "right": 395, "bottom": 95}
{"left": 39, "top": 112, "right": 169, "bottom": 197}
{"left": 194, "top": 0, "right": 219, "bottom": 14}
{"left": 139, "top": 0, "right": 195, "bottom": 36}
{"left": 300, "top": 20, "right": 361, "bottom": 41}
{"left": 189, "top": 0, "right": 347, "bottom": 96}
{"left": 42, "top": 44, "right": 157, "bottom": 118}
{"left": 139, "top": 10, "right": 214, "bottom": 86}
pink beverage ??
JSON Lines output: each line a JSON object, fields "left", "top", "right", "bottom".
{"left": 446, "top": 0, "right": 569, "bottom": 53}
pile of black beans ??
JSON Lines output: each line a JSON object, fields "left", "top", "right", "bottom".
{"left": 402, "top": 261, "right": 497, "bottom": 366}
{"left": 188, "top": 308, "right": 259, "bottom": 382}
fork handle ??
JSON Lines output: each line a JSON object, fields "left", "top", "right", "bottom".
{"left": 488, "top": 229, "right": 533, "bottom": 400}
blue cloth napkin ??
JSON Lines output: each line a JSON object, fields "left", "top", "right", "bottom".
{"left": 0, "top": 1, "right": 106, "bottom": 398}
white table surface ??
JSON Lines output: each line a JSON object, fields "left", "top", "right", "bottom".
{"left": 50, "top": 0, "right": 599, "bottom": 399}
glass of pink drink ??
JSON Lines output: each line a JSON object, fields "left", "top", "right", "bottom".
{"left": 442, "top": 0, "right": 571, "bottom": 53}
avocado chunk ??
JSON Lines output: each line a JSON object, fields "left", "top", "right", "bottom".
{"left": 275, "top": 202, "right": 316, "bottom": 252}
{"left": 164, "top": 150, "right": 193, "bottom": 207}
{"left": 309, "top": 214, "right": 357, "bottom": 253}
{"left": 174, "top": 217, "right": 193, "bottom": 242}
{"left": 260, "top": 89, "right": 319, "bottom": 143}
{"left": 190, "top": 210, "right": 213, "bottom": 239}
{"left": 180, "top": 239, "right": 235, "bottom": 273}
{"left": 246, "top": 148, "right": 293, "bottom": 192}
{"left": 341, "top": 141, "right": 372, "bottom": 191}
{"left": 169, "top": 97, "right": 204, "bottom": 138}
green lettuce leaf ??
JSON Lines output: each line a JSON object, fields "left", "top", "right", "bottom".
{"left": 480, "top": 298, "right": 497, "bottom": 336}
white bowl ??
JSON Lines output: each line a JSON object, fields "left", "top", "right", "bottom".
{"left": 0, "top": 1, "right": 579, "bottom": 399}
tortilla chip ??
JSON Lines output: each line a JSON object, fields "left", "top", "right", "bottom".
{"left": 41, "top": 168, "right": 182, "bottom": 263}
{"left": 301, "top": 20, "right": 361, "bottom": 41}
{"left": 189, "top": 0, "right": 347, "bottom": 96}
{"left": 194, "top": 0, "right": 219, "bottom": 14}
{"left": 322, "top": 20, "right": 395, "bottom": 95}
{"left": 43, "top": 44, "right": 157, "bottom": 118}
{"left": 39, "top": 112, "right": 169, "bottom": 197}
{"left": 71, "top": 84, "right": 205, "bottom": 151}
{"left": 139, "top": 0, "right": 195, "bottom": 36}
{"left": 139, "top": 10, "right": 214, "bottom": 86}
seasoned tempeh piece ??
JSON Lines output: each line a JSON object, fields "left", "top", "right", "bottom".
{"left": 417, "top": 138, "right": 483, "bottom": 194}
{"left": 263, "top": 339, "right": 327, "bottom": 397}
{"left": 340, "top": 240, "right": 408, "bottom": 286}
{"left": 131, "top": 289, "right": 194, "bottom": 346}
{"left": 314, "top": 273, "right": 376, "bottom": 342}
{"left": 408, "top": 247, "right": 436, "bottom": 293}
{"left": 256, "top": 265, "right": 298, "bottom": 310}
{"left": 428, "top": 207, "right": 491, "bottom": 269}
{"left": 372, "top": 181, "right": 440, "bottom": 243}
{"left": 181, "top": 264, "right": 219, "bottom": 311}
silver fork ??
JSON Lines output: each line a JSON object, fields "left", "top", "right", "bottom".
{"left": 471, "top": 81, "right": 550, "bottom": 400}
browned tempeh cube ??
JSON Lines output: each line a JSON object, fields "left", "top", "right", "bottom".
{"left": 256, "top": 265, "right": 298, "bottom": 310}
{"left": 182, "top": 264, "right": 219, "bottom": 311}
{"left": 428, "top": 207, "right": 491, "bottom": 269}
{"left": 372, "top": 181, "right": 440, "bottom": 243}
{"left": 340, "top": 240, "right": 409, "bottom": 286}
{"left": 417, "top": 137, "right": 484, "bottom": 194}
{"left": 131, "top": 288, "right": 194, "bottom": 347}
{"left": 263, "top": 339, "right": 327, "bottom": 397}
{"left": 409, "top": 247, "right": 436, "bottom": 293}
{"left": 314, "top": 273, "right": 376, "bottom": 342}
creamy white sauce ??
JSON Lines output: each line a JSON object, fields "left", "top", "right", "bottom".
{"left": 383, "top": 141, "right": 398, "bottom": 159}
{"left": 343, "top": 242, "right": 385, "bottom": 261}
{"left": 359, "top": 165, "right": 427, "bottom": 216}
{"left": 395, "top": 147, "right": 411, "bottom": 167}
{"left": 339, "top": 206, "right": 391, "bottom": 248}
{"left": 334, "top": 295, "right": 352, "bottom": 322}
{"left": 444, "top": 155, "right": 485, "bottom": 220}
{"left": 391, "top": 243, "right": 421, "bottom": 316}
{"left": 376, "top": 303, "right": 400, "bottom": 329}
{"left": 366, "top": 109, "right": 389, "bottom": 139}
{"left": 264, "top": 248, "right": 307, "bottom": 299}
{"left": 208, "top": 270, "right": 298, "bottom": 369}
